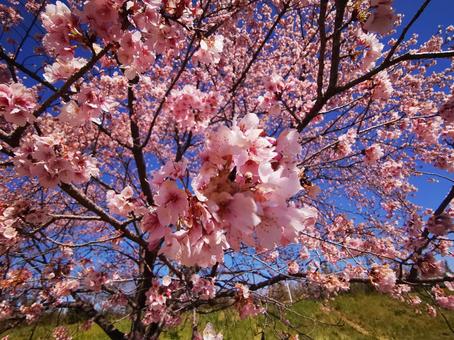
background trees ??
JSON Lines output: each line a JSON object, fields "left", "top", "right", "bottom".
{"left": 0, "top": 0, "right": 453, "bottom": 338}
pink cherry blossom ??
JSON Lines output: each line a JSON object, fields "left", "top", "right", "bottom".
{"left": 1, "top": 1, "right": 454, "bottom": 337}
{"left": 372, "top": 72, "right": 393, "bottom": 99}
{"left": 335, "top": 129, "right": 357, "bottom": 159}
{"left": 418, "top": 253, "right": 445, "bottom": 278}
{"left": 82, "top": 267, "right": 107, "bottom": 292}
{"left": 81, "top": 0, "right": 122, "bottom": 41}
{"left": 43, "top": 58, "right": 87, "bottom": 83}
{"left": 237, "top": 298, "right": 265, "bottom": 319}
{"left": 202, "top": 323, "right": 223, "bottom": 340}
{"left": 369, "top": 265, "right": 396, "bottom": 293}
{"left": 433, "top": 286, "right": 454, "bottom": 310}
{"left": 106, "top": 186, "right": 136, "bottom": 217}
{"left": 191, "top": 274, "right": 216, "bottom": 300}
{"left": 155, "top": 181, "right": 189, "bottom": 226}
{"left": 427, "top": 305, "right": 437, "bottom": 317}
{"left": 194, "top": 35, "right": 224, "bottom": 65}
{"left": 440, "top": 88, "right": 454, "bottom": 124}
{"left": 218, "top": 192, "right": 260, "bottom": 249}
{"left": 356, "top": 29, "right": 384, "bottom": 72}
{"left": 364, "top": 143, "right": 384, "bottom": 164}
{"left": 165, "top": 85, "right": 219, "bottom": 130}
{"left": 52, "top": 326, "right": 72, "bottom": 340}
{"left": 364, "top": 0, "right": 397, "bottom": 35}
{"left": 0, "top": 83, "right": 36, "bottom": 126}
{"left": 152, "top": 159, "right": 187, "bottom": 187}
{"left": 14, "top": 134, "right": 98, "bottom": 187}
{"left": 0, "top": 301, "right": 13, "bottom": 321}
{"left": 20, "top": 303, "right": 43, "bottom": 323}
{"left": 52, "top": 279, "right": 80, "bottom": 298}
{"left": 288, "top": 261, "right": 299, "bottom": 275}
{"left": 40, "top": 1, "right": 78, "bottom": 58}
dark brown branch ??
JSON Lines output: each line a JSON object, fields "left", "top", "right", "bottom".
{"left": 62, "top": 298, "right": 126, "bottom": 340}
{"left": 434, "top": 185, "right": 454, "bottom": 216}
{"left": 315, "top": 0, "right": 328, "bottom": 99}
{"left": 327, "top": 0, "right": 347, "bottom": 91}
{"left": 0, "top": 47, "right": 59, "bottom": 93}
{"left": 128, "top": 85, "right": 154, "bottom": 206}
{"left": 384, "top": 0, "right": 432, "bottom": 63}
{"left": 297, "top": 50, "right": 454, "bottom": 132}
{"left": 60, "top": 183, "right": 146, "bottom": 247}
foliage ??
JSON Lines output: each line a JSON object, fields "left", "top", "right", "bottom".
{"left": 5, "top": 290, "right": 454, "bottom": 339}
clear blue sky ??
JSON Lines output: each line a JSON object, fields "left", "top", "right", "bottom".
{"left": 6, "top": 0, "right": 454, "bottom": 210}
{"left": 393, "top": 1, "right": 454, "bottom": 210}
{"left": 394, "top": 0, "right": 454, "bottom": 41}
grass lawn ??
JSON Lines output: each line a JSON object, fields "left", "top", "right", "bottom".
{"left": 4, "top": 290, "right": 454, "bottom": 339}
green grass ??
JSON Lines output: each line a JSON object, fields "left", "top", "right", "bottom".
{"left": 5, "top": 290, "right": 454, "bottom": 339}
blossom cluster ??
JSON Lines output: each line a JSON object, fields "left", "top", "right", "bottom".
{"left": 369, "top": 264, "right": 397, "bottom": 293}
{"left": 52, "top": 326, "right": 72, "bottom": 340}
{"left": 193, "top": 35, "right": 224, "bottom": 65}
{"left": 0, "top": 83, "right": 36, "bottom": 126}
{"left": 13, "top": 133, "right": 99, "bottom": 187}
{"left": 106, "top": 186, "right": 138, "bottom": 217}
{"left": 0, "top": 200, "right": 49, "bottom": 240}
{"left": 40, "top": 0, "right": 190, "bottom": 80}
{"left": 142, "top": 279, "right": 180, "bottom": 327}
{"left": 432, "top": 286, "right": 454, "bottom": 310}
{"left": 140, "top": 113, "right": 317, "bottom": 267}
{"left": 364, "top": 0, "right": 397, "bottom": 35}
{"left": 60, "top": 84, "right": 115, "bottom": 126}
{"left": 43, "top": 57, "right": 87, "bottom": 83}
{"left": 41, "top": 1, "right": 78, "bottom": 57}
{"left": 165, "top": 85, "right": 220, "bottom": 130}
{"left": 191, "top": 274, "right": 216, "bottom": 300}
{"left": 235, "top": 283, "right": 265, "bottom": 319}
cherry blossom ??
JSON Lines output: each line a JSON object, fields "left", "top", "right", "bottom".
{"left": 369, "top": 265, "right": 397, "bottom": 293}
{"left": 433, "top": 286, "right": 454, "bottom": 310}
{"left": 288, "top": 261, "right": 299, "bottom": 275}
{"left": 0, "top": 83, "right": 36, "bottom": 126}
{"left": 41, "top": 1, "right": 77, "bottom": 57}
{"left": 194, "top": 35, "right": 224, "bottom": 65}
{"left": 13, "top": 134, "right": 99, "bottom": 187}
{"left": 155, "top": 180, "right": 189, "bottom": 226}
{"left": 52, "top": 326, "right": 72, "bottom": 340}
{"left": 82, "top": 267, "right": 107, "bottom": 292}
{"left": 202, "top": 323, "right": 223, "bottom": 340}
{"left": 80, "top": 0, "right": 122, "bottom": 41}
{"left": 106, "top": 186, "right": 136, "bottom": 217}
{"left": 1, "top": 0, "right": 453, "bottom": 337}
{"left": 364, "top": 0, "right": 397, "bottom": 35}
{"left": 43, "top": 58, "right": 87, "bottom": 83}
{"left": 364, "top": 143, "right": 384, "bottom": 164}
{"left": 237, "top": 298, "right": 265, "bottom": 319}
{"left": 191, "top": 274, "right": 216, "bottom": 300}
{"left": 51, "top": 279, "right": 80, "bottom": 298}
{"left": 165, "top": 85, "right": 219, "bottom": 130}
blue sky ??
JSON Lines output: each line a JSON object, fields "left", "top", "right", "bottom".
{"left": 393, "top": 1, "right": 454, "bottom": 211}
{"left": 4, "top": 0, "right": 453, "bottom": 211}
{"left": 394, "top": 0, "right": 454, "bottom": 41}
{"left": 1, "top": 0, "right": 452, "bottom": 281}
